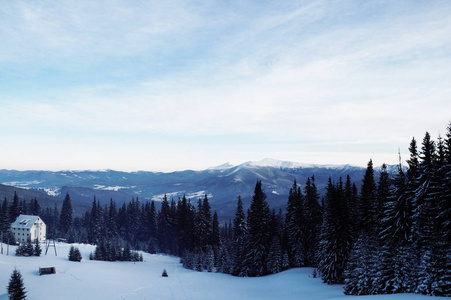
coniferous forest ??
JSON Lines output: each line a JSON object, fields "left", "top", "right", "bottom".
{"left": 0, "top": 122, "right": 450, "bottom": 296}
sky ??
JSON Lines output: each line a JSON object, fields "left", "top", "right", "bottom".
{"left": 1, "top": 0, "right": 450, "bottom": 172}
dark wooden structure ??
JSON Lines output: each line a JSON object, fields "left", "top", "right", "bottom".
{"left": 39, "top": 267, "right": 56, "bottom": 276}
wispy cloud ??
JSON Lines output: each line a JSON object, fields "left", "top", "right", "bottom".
{"left": 1, "top": 0, "right": 450, "bottom": 170}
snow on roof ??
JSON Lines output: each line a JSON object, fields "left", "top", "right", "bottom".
{"left": 11, "top": 215, "right": 42, "bottom": 229}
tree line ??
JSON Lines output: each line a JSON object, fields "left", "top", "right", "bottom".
{"left": 319, "top": 123, "right": 451, "bottom": 296}
{"left": 1, "top": 122, "right": 449, "bottom": 297}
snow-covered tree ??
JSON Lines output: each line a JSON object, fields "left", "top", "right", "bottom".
{"left": 244, "top": 181, "right": 271, "bottom": 277}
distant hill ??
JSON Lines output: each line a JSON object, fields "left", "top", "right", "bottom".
{"left": 0, "top": 184, "right": 89, "bottom": 216}
{"left": 0, "top": 159, "right": 397, "bottom": 217}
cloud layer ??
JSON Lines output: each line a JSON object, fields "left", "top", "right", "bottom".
{"left": 1, "top": 0, "right": 450, "bottom": 171}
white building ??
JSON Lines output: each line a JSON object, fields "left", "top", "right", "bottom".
{"left": 11, "top": 215, "right": 46, "bottom": 244}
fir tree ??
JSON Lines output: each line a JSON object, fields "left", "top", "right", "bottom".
{"left": 7, "top": 268, "right": 26, "bottom": 300}
{"left": 34, "top": 240, "right": 42, "bottom": 256}
{"left": 0, "top": 198, "right": 10, "bottom": 232}
{"left": 245, "top": 181, "right": 271, "bottom": 276}
{"left": 59, "top": 193, "right": 73, "bottom": 235}
{"left": 303, "top": 176, "right": 322, "bottom": 266}
{"left": 285, "top": 180, "right": 304, "bottom": 267}
{"left": 30, "top": 198, "right": 40, "bottom": 216}
{"left": 359, "top": 159, "right": 377, "bottom": 233}
{"left": 158, "top": 195, "right": 173, "bottom": 254}
{"left": 9, "top": 192, "right": 21, "bottom": 223}
{"left": 318, "top": 178, "right": 352, "bottom": 284}
{"left": 231, "top": 196, "right": 247, "bottom": 276}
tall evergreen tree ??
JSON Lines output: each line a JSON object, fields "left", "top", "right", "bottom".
{"left": 9, "top": 192, "right": 21, "bottom": 223}
{"left": 318, "top": 178, "right": 352, "bottom": 284}
{"left": 285, "top": 180, "right": 304, "bottom": 267}
{"left": 0, "top": 198, "right": 10, "bottom": 232}
{"left": 158, "top": 195, "right": 172, "bottom": 254}
{"left": 59, "top": 193, "right": 73, "bottom": 235}
{"left": 303, "top": 176, "right": 322, "bottom": 266}
{"left": 245, "top": 181, "right": 271, "bottom": 276}
{"left": 344, "top": 161, "right": 379, "bottom": 295}
{"left": 107, "top": 199, "right": 118, "bottom": 239}
{"left": 232, "top": 196, "right": 247, "bottom": 276}
{"left": 359, "top": 159, "right": 377, "bottom": 233}
{"left": 88, "top": 197, "right": 103, "bottom": 245}
{"left": 30, "top": 198, "right": 40, "bottom": 216}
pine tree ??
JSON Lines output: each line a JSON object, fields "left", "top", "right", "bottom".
{"left": 7, "top": 268, "right": 26, "bottom": 300}
{"left": 9, "top": 192, "right": 21, "bottom": 223}
{"left": 285, "top": 180, "right": 304, "bottom": 267}
{"left": 30, "top": 198, "right": 40, "bottom": 216}
{"left": 0, "top": 198, "right": 10, "bottom": 232}
{"left": 34, "top": 240, "right": 42, "bottom": 256}
{"left": 377, "top": 156, "right": 414, "bottom": 294}
{"left": 359, "top": 160, "right": 377, "bottom": 233}
{"left": 88, "top": 197, "right": 104, "bottom": 245}
{"left": 268, "top": 235, "right": 282, "bottom": 274}
{"left": 318, "top": 178, "right": 352, "bottom": 284}
{"left": 107, "top": 199, "right": 118, "bottom": 239}
{"left": 158, "top": 195, "right": 172, "bottom": 254}
{"left": 59, "top": 193, "right": 73, "bottom": 235}
{"left": 245, "top": 181, "right": 271, "bottom": 276}
{"left": 303, "top": 176, "right": 322, "bottom": 266}
{"left": 211, "top": 211, "right": 220, "bottom": 247}
{"left": 69, "top": 246, "right": 82, "bottom": 262}
{"left": 232, "top": 196, "right": 247, "bottom": 276}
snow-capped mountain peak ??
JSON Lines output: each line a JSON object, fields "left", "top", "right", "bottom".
{"left": 241, "top": 158, "right": 309, "bottom": 169}
{"left": 207, "top": 163, "right": 234, "bottom": 170}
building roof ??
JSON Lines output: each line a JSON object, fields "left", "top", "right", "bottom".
{"left": 11, "top": 215, "right": 43, "bottom": 229}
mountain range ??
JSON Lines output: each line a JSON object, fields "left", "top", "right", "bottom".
{"left": 0, "top": 158, "right": 395, "bottom": 218}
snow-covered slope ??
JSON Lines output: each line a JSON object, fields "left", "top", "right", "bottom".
{"left": 0, "top": 243, "right": 435, "bottom": 300}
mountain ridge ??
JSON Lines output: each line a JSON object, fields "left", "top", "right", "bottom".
{"left": 0, "top": 159, "right": 396, "bottom": 217}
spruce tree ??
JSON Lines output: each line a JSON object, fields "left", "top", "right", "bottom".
{"left": 318, "top": 178, "right": 351, "bottom": 284}
{"left": 232, "top": 196, "right": 247, "bottom": 276}
{"left": 285, "top": 180, "right": 304, "bottom": 267}
{"left": 245, "top": 181, "right": 271, "bottom": 276}
{"left": 344, "top": 161, "right": 379, "bottom": 295}
{"left": 0, "top": 198, "right": 10, "bottom": 232}
{"left": 158, "top": 195, "right": 172, "bottom": 254}
{"left": 59, "top": 193, "right": 73, "bottom": 235}
{"left": 34, "top": 240, "right": 42, "bottom": 256}
{"left": 359, "top": 159, "right": 377, "bottom": 232}
{"left": 107, "top": 199, "right": 118, "bottom": 239}
{"left": 7, "top": 268, "right": 26, "bottom": 300}
{"left": 303, "top": 176, "right": 322, "bottom": 266}
{"left": 9, "top": 192, "right": 21, "bottom": 223}
{"left": 377, "top": 156, "right": 414, "bottom": 294}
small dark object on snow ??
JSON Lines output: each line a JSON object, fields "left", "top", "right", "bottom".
{"left": 162, "top": 269, "right": 168, "bottom": 277}
{"left": 39, "top": 267, "right": 56, "bottom": 276}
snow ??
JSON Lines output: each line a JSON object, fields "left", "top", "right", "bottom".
{"left": 207, "top": 163, "right": 234, "bottom": 170}
{"left": 240, "top": 158, "right": 357, "bottom": 170}
{"left": 2, "top": 180, "right": 43, "bottom": 187}
{"left": 0, "top": 243, "right": 440, "bottom": 300}
{"left": 151, "top": 191, "right": 182, "bottom": 202}
{"left": 152, "top": 191, "right": 213, "bottom": 202}
{"left": 186, "top": 191, "right": 213, "bottom": 200}
{"left": 93, "top": 185, "right": 132, "bottom": 192}
{"left": 40, "top": 188, "right": 61, "bottom": 197}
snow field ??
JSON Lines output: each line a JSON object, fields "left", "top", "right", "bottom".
{"left": 0, "top": 243, "right": 444, "bottom": 300}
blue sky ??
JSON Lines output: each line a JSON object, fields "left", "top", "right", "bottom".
{"left": 1, "top": 0, "right": 450, "bottom": 172}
